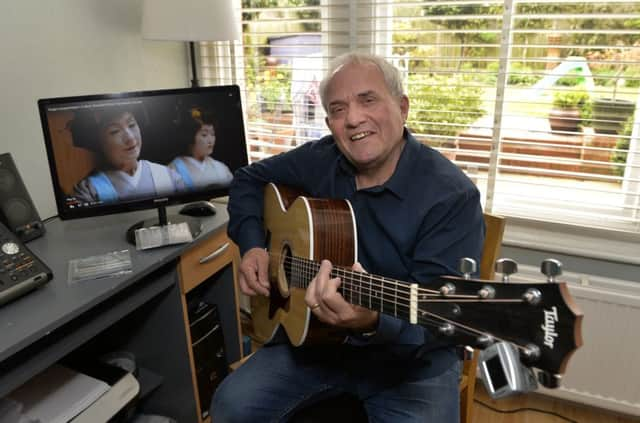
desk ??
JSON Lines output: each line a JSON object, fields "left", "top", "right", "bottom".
{"left": 0, "top": 205, "right": 241, "bottom": 422}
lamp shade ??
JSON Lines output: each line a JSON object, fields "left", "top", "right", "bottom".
{"left": 141, "top": 0, "right": 241, "bottom": 42}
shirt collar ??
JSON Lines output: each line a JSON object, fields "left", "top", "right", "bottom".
{"left": 384, "top": 128, "right": 420, "bottom": 199}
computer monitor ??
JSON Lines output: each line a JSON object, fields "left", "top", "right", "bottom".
{"left": 38, "top": 85, "right": 248, "bottom": 243}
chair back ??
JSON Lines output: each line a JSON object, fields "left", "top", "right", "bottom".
{"left": 460, "top": 212, "right": 506, "bottom": 423}
{"left": 479, "top": 213, "right": 506, "bottom": 280}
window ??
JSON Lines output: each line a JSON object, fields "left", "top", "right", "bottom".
{"left": 199, "top": 0, "right": 640, "bottom": 259}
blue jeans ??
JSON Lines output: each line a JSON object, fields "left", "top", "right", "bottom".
{"left": 211, "top": 341, "right": 461, "bottom": 423}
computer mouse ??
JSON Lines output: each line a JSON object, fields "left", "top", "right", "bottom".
{"left": 178, "top": 201, "right": 217, "bottom": 217}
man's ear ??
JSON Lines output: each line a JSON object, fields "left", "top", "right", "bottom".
{"left": 400, "top": 95, "right": 409, "bottom": 121}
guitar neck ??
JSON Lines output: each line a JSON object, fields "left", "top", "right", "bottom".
{"left": 287, "top": 255, "right": 418, "bottom": 323}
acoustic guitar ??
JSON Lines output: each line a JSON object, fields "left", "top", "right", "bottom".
{"left": 251, "top": 183, "right": 583, "bottom": 383}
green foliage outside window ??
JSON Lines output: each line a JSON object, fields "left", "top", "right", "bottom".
{"left": 552, "top": 90, "right": 590, "bottom": 109}
{"left": 611, "top": 116, "right": 634, "bottom": 176}
{"left": 485, "top": 62, "right": 544, "bottom": 86}
{"left": 406, "top": 73, "right": 485, "bottom": 138}
{"left": 256, "top": 66, "right": 292, "bottom": 114}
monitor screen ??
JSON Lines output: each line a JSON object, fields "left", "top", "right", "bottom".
{"left": 38, "top": 85, "right": 248, "bottom": 223}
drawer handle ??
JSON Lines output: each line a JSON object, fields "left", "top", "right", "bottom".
{"left": 199, "top": 242, "right": 230, "bottom": 264}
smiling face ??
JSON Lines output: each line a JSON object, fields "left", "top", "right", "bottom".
{"left": 324, "top": 61, "right": 409, "bottom": 188}
{"left": 190, "top": 124, "right": 215, "bottom": 161}
{"left": 99, "top": 112, "right": 141, "bottom": 174}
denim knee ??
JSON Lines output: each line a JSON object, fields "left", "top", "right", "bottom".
{"left": 210, "top": 377, "right": 251, "bottom": 423}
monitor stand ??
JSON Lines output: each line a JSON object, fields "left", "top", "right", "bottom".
{"left": 125, "top": 203, "right": 202, "bottom": 245}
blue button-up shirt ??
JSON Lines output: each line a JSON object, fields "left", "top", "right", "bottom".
{"left": 228, "top": 129, "right": 484, "bottom": 361}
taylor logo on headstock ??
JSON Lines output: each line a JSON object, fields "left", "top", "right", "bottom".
{"left": 542, "top": 306, "right": 559, "bottom": 349}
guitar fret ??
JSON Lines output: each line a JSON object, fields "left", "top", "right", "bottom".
{"left": 394, "top": 281, "right": 398, "bottom": 318}
{"left": 368, "top": 273, "right": 372, "bottom": 310}
{"left": 380, "top": 278, "right": 384, "bottom": 313}
{"left": 299, "top": 258, "right": 417, "bottom": 322}
{"left": 358, "top": 271, "right": 362, "bottom": 307}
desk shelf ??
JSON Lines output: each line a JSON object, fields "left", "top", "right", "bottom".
{"left": 178, "top": 230, "right": 241, "bottom": 423}
{"left": 0, "top": 208, "right": 240, "bottom": 423}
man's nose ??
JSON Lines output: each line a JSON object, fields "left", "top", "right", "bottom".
{"left": 345, "top": 104, "right": 366, "bottom": 127}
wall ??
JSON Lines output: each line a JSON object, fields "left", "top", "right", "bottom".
{"left": 0, "top": 0, "right": 188, "bottom": 219}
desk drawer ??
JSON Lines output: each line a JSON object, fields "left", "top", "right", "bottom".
{"left": 179, "top": 229, "right": 234, "bottom": 294}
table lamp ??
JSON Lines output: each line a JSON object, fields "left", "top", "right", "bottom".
{"left": 141, "top": 0, "right": 241, "bottom": 87}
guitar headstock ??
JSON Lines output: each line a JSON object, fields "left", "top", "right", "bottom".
{"left": 420, "top": 258, "right": 583, "bottom": 386}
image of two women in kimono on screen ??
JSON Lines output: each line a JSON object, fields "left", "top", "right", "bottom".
{"left": 69, "top": 103, "right": 232, "bottom": 204}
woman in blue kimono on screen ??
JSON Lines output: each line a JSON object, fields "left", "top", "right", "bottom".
{"left": 70, "top": 104, "right": 186, "bottom": 204}
{"left": 168, "top": 107, "right": 233, "bottom": 191}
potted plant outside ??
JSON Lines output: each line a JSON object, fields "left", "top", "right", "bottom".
{"left": 549, "top": 90, "right": 590, "bottom": 133}
{"left": 593, "top": 66, "right": 636, "bottom": 134}
{"left": 593, "top": 98, "right": 635, "bottom": 134}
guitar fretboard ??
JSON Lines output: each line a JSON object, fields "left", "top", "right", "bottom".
{"left": 284, "top": 254, "right": 419, "bottom": 323}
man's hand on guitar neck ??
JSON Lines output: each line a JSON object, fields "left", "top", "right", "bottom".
{"left": 305, "top": 260, "right": 379, "bottom": 332}
{"left": 238, "top": 247, "right": 270, "bottom": 297}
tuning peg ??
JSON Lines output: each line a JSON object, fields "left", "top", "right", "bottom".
{"left": 459, "top": 257, "right": 476, "bottom": 280}
{"left": 476, "top": 334, "right": 494, "bottom": 348}
{"left": 522, "top": 288, "right": 542, "bottom": 305}
{"left": 521, "top": 344, "right": 541, "bottom": 363}
{"left": 440, "top": 282, "right": 456, "bottom": 296}
{"left": 438, "top": 323, "right": 455, "bottom": 336}
{"left": 541, "top": 258, "right": 562, "bottom": 283}
{"left": 495, "top": 258, "right": 518, "bottom": 282}
{"left": 478, "top": 285, "right": 495, "bottom": 299}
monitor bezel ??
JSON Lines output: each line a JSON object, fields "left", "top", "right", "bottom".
{"left": 38, "top": 85, "right": 248, "bottom": 221}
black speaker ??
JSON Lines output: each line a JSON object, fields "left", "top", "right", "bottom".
{"left": 0, "top": 153, "right": 45, "bottom": 242}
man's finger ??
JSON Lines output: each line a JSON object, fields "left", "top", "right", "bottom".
{"left": 352, "top": 262, "right": 367, "bottom": 273}
{"left": 256, "top": 252, "right": 270, "bottom": 291}
{"left": 238, "top": 275, "right": 258, "bottom": 296}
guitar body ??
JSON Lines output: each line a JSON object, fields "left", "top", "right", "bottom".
{"left": 251, "top": 183, "right": 357, "bottom": 346}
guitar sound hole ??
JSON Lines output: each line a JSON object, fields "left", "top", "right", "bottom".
{"left": 281, "top": 245, "right": 293, "bottom": 288}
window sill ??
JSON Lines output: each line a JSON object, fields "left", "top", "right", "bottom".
{"left": 502, "top": 217, "right": 640, "bottom": 266}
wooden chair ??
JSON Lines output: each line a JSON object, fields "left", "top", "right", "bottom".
{"left": 233, "top": 212, "right": 506, "bottom": 423}
{"left": 458, "top": 212, "right": 506, "bottom": 423}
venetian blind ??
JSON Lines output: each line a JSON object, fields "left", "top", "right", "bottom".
{"left": 199, "top": 0, "right": 640, "bottom": 235}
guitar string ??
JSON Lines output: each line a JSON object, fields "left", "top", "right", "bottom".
{"left": 281, "top": 251, "right": 478, "bottom": 299}
{"left": 280, "top": 251, "right": 439, "bottom": 303}
{"left": 283, "top": 255, "right": 530, "bottom": 347}
{"left": 292, "top": 260, "right": 529, "bottom": 351}
{"left": 271, "top": 251, "right": 441, "bottom": 295}
{"left": 272, "top": 253, "right": 531, "bottom": 352}
{"left": 416, "top": 308, "right": 527, "bottom": 352}
{"left": 279, "top": 253, "right": 524, "bottom": 304}
{"left": 285, "top": 254, "right": 525, "bottom": 339}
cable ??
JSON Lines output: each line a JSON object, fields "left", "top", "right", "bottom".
{"left": 474, "top": 398, "right": 578, "bottom": 423}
